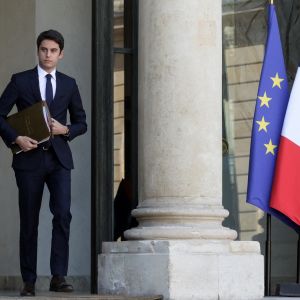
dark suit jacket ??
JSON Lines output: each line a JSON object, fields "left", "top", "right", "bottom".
{"left": 0, "top": 67, "right": 87, "bottom": 170}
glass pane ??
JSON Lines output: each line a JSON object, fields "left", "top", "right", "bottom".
{"left": 114, "top": 53, "right": 125, "bottom": 197}
{"left": 222, "top": 0, "right": 299, "bottom": 292}
{"left": 114, "top": 0, "right": 124, "bottom": 48}
{"left": 222, "top": 0, "right": 266, "bottom": 238}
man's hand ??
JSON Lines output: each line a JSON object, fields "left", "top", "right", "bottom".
{"left": 15, "top": 136, "right": 38, "bottom": 152}
{"left": 51, "top": 118, "right": 69, "bottom": 135}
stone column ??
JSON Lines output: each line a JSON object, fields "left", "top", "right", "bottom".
{"left": 124, "top": 0, "right": 235, "bottom": 241}
{"left": 99, "top": 1, "right": 264, "bottom": 299}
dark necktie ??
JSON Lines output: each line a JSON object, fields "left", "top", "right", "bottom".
{"left": 46, "top": 74, "right": 53, "bottom": 106}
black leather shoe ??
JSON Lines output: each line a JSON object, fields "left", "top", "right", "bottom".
{"left": 20, "top": 282, "right": 35, "bottom": 296}
{"left": 49, "top": 276, "right": 73, "bottom": 293}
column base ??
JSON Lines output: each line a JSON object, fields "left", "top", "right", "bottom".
{"left": 124, "top": 226, "right": 237, "bottom": 240}
{"left": 98, "top": 240, "right": 264, "bottom": 300}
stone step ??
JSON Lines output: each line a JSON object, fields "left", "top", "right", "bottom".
{"left": 0, "top": 293, "right": 162, "bottom": 300}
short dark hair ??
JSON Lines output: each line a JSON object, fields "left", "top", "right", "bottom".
{"left": 37, "top": 29, "right": 64, "bottom": 51}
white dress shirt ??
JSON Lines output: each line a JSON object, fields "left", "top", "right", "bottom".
{"left": 37, "top": 65, "right": 57, "bottom": 101}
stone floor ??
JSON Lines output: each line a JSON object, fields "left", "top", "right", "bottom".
{"left": 2, "top": 295, "right": 300, "bottom": 300}
{"left": 267, "top": 298, "right": 300, "bottom": 299}
{"left": 0, "top": 292, "right": 162, "bottom": 300}
{"left": 4, "top": 293, "right": 300, "bottom": 299}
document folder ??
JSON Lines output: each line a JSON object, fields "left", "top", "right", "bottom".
{"left": 6, "top": 101, "right": 51, "bottom": 154}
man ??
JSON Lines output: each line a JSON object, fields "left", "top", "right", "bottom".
{"left": 0, "top": 29, "right": 87, "bottom": 296}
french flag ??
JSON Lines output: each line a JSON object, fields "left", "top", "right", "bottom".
{"left": 270, "top": 67, "right": 300, "bottom": 225}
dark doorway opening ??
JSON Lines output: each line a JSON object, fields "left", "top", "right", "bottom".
{"left": 91, "top": 0, "right": 138, "bottom": 293}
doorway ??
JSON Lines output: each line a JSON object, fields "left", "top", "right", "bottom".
{"left": 91, "top": 0, "right": 138, "bottom": 293}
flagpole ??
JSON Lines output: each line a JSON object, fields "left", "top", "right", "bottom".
{"left": 297, "top": 233, "right": 300, "bottom": 283}
{"left": 265, "top": 214, "right": 272, "bottom": 296}
{"left": 265, "top": 1, "right": 272, "bottom": 292}
{"left": 267, "top": 0, "right": 273, "bottom": 294}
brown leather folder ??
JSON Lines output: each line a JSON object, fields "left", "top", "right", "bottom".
{"left": 6, "top": 101, "right": 51, "bottom": 154}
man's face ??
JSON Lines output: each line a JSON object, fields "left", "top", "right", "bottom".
{"left": 37, "top": 39, "right": 63, "bottom": 72}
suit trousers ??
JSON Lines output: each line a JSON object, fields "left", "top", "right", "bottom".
{"left": 14, "top": 147, "right": 71, "bottom": 283}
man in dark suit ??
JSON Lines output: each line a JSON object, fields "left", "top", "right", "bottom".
{"left": 0, "top": 29, "right": 87, "bottom": 296}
